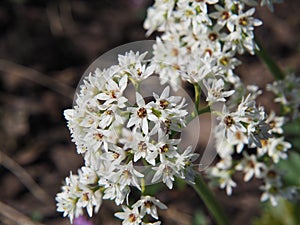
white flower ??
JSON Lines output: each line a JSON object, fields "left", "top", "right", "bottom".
{"left": 216, "top": 106, "right": 247, "bottom": 139}
{"left": 98, "top": 104, "right": 124, "bottom": 129}
{"left": 227, "top": 130, "right": 248, "bottom": 153}
{"left": 149, "top": 86, "right": 188, "bottom": 134}
{"left": 119, "top": 51, "right": 155, "bottom": 82}
{"left": 143, "top": 0, "right": 175, "bottom": 35}
{"left": 56, "top": 172, "right": 102, "bottom": 223}
{"left": 102, "top": 182, "right": 130, "bottom": 206}
{"left": 152, "top": 36, "right": 186, "bottom": 90}
{"left": 235, "top": 153, "right": 266, "bottom": 181}
{"left": 265, "top": 111, "right": 284, "bottom": 134}
{"left": 152, "top": 158, "right": 177, "bottom": 189}
{"left": 267, "top": 73, "right": 300, "bottom": 120}
{"left": 215, "top": 131, "right": 235, "bottom": 158}
{"left": 227, "top": 8, "right": 262, "bottom": 34}
{"left": 259, "top": 166, "right": 289, "bottom": 207}
{"left": 257, "top": 139, "right": 269, "bottom": 156}
{"left": 118, "top": 51, "right": 148, "bottom": 67}
{"left": 156, "top": 129, "right": 181, "bottom": 159}
{"left": 79, "top": 167, "right": 98, "bottom": 185}
{"left": 210, "top": 4, "right": 232, "bottom": 27}
{"left": 95, "top": 75, "right": 128, "bottom": 110}
{"left": 77, "top": 188, "right": 102, "bottom": 217}
{"left": 115, "top": 206, "right": 142, "bottom": 225}
{"left": 56, "top": 174, "right": 83, "bottom": 223}
{"left": 209, "top": 167, "right": 237, "bottom": 195}
{"left": 203, "top": 78, "right": 235, "bottom": 104}
{"left": 130, "top": 132, "right": 157, "bottom": 166}
{"left": 99, "top": 145, "right": 127, "bottom": 166}
{"left": 83, "top": 127, "right": 118, "bottom": 152}
{"left": 215, "top": 48, "right": 241, "bottom": 84}
{"left": 127, "top": 92, "right": 156, "bottom": 135}
{"left": 112, "top": 162, "right": 144, "bottom": 191}
{"left": 260, "top": 182, "right": 281, "bottom": 206}
{"left": 216, "top": 157, "right": 233, "bottom": 170}
{"left": 133, "top": 196, "right": 167, "bottom": 219}
{"left": 267, "top": 137, "right": 291, "bottom": 163}
{"left": 175, "top": 0, "right": 212, "bottom": 33}
{"left": 181, "top": 54, "right": 218, "bottom": 84}
{"left": 175, "top": 146, "right": 199, "bottom": 171}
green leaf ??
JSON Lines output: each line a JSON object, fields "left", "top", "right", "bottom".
{"left": 192, "top": 209, "right": 209, "bottom": 225}
{"left": 278, "top": 152, "right": 300, "bottom": 186}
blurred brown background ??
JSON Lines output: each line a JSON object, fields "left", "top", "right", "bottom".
{"left": 0, "top": 0, "right": 299, "bottom": 225}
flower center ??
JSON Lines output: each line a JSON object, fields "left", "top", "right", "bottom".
{"left": 160, "top": 99, "right": 169, "bottom": 109}
{"left": 144, "top": 200, "right": 153, "bottom": 208}
{"left": 235, "top": 131, "right": 242, "bottom": 140}
{"left": 82, "top": 193, "right": 89, "bottom": 201}
{"left": 220, "top": 57, "right": 229, "bottom": 66}
{"left": 113, "top": 152, "right": 120, "bottom": 159}
{"left": 137, "top": 68, "right": 142, "bottom": 76}
{"left": 269, "top": 120, "right": 276, "bottom": 129}
{"left": 212, "top": 90, "right": 221, "bottom": 98}
{"left": 267, "top": 170, "right": 277, "bottom": 178}
{"left": 138, "top": 141, "right": 147, "bottom": 152}
{"left": 204, "top": 48, "right": 213, "bottom": 56}
{"left": 260, "top": 139, "right": 268, "bottom": 147}
{"left": 94, "top": 133, "right": 104, "bottom": 141}
{"left": 276, "top": 144, "right": 284, "bottom": 151}
{"left": 246, "top": 160, "right": 255, "bottom": 168}
{"left": 123, "top": 170, "right": 132, "bottom": 179}
{"left": 129, "top": 213, "right": 137, "bottom": 222}
{"left": 224, "top": 115, "right": 235, "bottom": 127}
{"left": 172, "top": 48, "right": 179, "bottom": 56}
{"left": 137, "top": 107, "right": 147, "bottom": 118}
{"left": 110, "top": 90, "right": 117, "bottom": 98}
{"left": 106, "top": 110, "right": 113, "bottom": 115}
{"left": 208, "top": 32, "right": 218, "bottom": 41}
{"left": 239, "top": 17, "right": 248, "bottom": 26}
{"left": 221, "top": 11, "right": 230, "bottom": 20}
{"left": 160, "top": 144, "right": 169, "bottom": 153}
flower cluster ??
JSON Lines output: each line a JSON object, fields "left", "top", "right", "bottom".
{"left": 144, "top": 0, "right": 268, "bottom": 90}
{"left": 56, "top": 51, "right": 199, "bottom": 224}
{"left": 207, "top": 89, "right": 296, "bottom": 205}
{"left": 267, "top": 73, "right": 300, "bottom": 120}
{"left": 57, "top": 0, "right": 299, "bottom": 224}
{"left": 144, "top": 0, "right": 298, "bottom": 206}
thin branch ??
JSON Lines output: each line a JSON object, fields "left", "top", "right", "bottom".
{"left": 0, "top": 59, "right": 75, "bottom": 99}
{"left": 0, "top": 200, "right": 45, "bottom": 225}
{"left": 46, "top": 2, "right": 64, "bottom": 36}
{"left": 0, "top": 150, "right": 53, "bottom": 206}
{"left": 60, "top": 0, "right": 78, "bottom": 36}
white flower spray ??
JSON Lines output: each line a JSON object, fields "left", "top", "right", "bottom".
{"left": 57, "top": 0, "right": 299, "bottom": 224}
{"left": 56, "top": 51, "right": 199, "bottom": 224}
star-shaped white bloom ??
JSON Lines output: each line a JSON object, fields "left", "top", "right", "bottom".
{"left": 115, "top": 206, "right": 142, "bottom": 225}
{"left": 133, "top": 196, "right": 167, "bottom": 219}
{"left": 203, "top": 78, "right": 235, "bottom": 104}
{"left": 127, "top": 92, "right": 156, "bottom": 135}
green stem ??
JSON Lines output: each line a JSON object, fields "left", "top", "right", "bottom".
{"left": 194, "top": 83, "right": 201, "bottom": 112}
{"left": 189, "top": 85, "right": 229, "bottom": 225}
{"left": 198, "top": 105, "right": 211, "bottom": 115}
{"left": 188, "top": 84, "right": 210, "bottom": 124}
{"left": 191, "top": 83, "right": 201, "bottom": 120}
{"left": 191, "top": 174, "right": 231, "bottom": 225}
{"left": 255, "top": 40, "right": 285, "bottom": 80}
